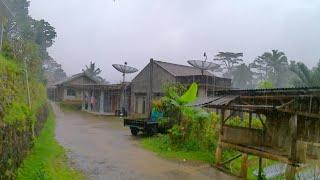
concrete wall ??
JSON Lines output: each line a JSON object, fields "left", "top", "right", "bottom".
{"left": 265, "top": 113, "right": 292, "bottom": 150}
{"left": 222, "top": 125, "right": 266, "bottom": 147}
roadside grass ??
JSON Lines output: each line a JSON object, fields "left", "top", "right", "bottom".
{"left": 141, "top": 135, "right": 215, "bottom": 164}
{"left": 16, "top": 110, "right": 85, "bottom": 180}
{"left": 141, "top": 134, "right": 276, "bottom": 180}
{"left": 59, "top": 101, "right": 82, "bottom": 112}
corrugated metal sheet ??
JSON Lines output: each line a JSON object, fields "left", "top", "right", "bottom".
{"left": 209, "top": 95, "right": 238, "bottom": 106}
{"left": 188, "top": 95, "right": 238, "bottom": 107}
{"left": 155, "top": 60, "right": 213, "bottom": 77}
{"left": 187, "top": 97, "right": 220, "bottom": 107}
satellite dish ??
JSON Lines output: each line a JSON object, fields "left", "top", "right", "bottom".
{"left": 187, "top": 52, "right": 218, "bottom": 75}
{"left": 112, "top": 62, "right": 139, "bottom": 116}
{"left": 187, "top": 52, "right": 219, "bottom": 97}
{"left": 112, "top": 63, "right": 138, "bottom": 74}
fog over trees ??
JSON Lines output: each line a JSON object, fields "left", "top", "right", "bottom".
{"left": 214, "top": 50, "right": 320, "bottom": 89}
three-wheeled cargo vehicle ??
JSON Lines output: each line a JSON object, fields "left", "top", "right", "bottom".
{"left": 124, "top": 109, "right": 163, "bottom": 136}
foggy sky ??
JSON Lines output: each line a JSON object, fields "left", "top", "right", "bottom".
{"left": 29, "top": 0, "right": 320, "bottom": 83}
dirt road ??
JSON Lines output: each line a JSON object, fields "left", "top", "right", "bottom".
{"left": 52, "top": 103, "right": 235, "bottom": 180}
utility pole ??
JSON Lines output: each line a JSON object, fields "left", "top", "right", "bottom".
{"left": 24, "top": 57, "right": 31, "bottom": 109}
{"left": 0, "top": 21, "right": 4, "bottom": 52}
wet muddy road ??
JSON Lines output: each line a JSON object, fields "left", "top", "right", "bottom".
{"left": 52, "top": 103, "right": 235, "bottom": 180}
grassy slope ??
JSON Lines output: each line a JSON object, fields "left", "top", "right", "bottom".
{"left": 16, "top": 110, "right": 84, "bottom": 180}
{"left": 141, "top": 135, "right": 215, "bottom": 164}
{"left": 141, "top": 135, "right": 276, "bottom": 180}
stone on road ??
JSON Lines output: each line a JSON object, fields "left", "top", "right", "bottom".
{"left": 52, "top": 103, "right": 235, "bottom": 180}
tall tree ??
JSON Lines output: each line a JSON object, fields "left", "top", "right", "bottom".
{"left": 213, "top": 52, "right": 243, "bottom": 78}
{"left": 249, "top": 56, "right": 269, "bottom": 82}
{"left": 231, "top": 63, "right": 254, "bottom": 89}
{"left": 33, "top": 19, "right": 57, "bottom": 50}
{"left": 257, "top": 50, "right": 289, "bottom": 87}
{"left": 290, "top": 60, "right": 320, "bottom": 87}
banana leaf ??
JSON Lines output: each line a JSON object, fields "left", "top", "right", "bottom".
{"left": 179, "top": 83, "right": 198, "bottom": 104}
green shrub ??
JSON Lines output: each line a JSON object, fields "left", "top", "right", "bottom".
{"left": 168, "top": 125, "right": 185, "bottom": 145}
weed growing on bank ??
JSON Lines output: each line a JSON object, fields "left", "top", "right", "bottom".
{"left": 141, "top": 134, "right": 215, "bottom": 164}
{"left": 16, "top": 110, "right": 84, "bottom": 180}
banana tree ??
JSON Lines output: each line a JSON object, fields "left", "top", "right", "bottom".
{"left": 161, "top": 83, "right": 198, "bottom": 124}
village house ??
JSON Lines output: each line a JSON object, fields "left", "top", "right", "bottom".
{"left": 51, "top": 59, "right": 231, "bottom": 116}
{"left": 51, "top": 72, "right": 130, "bottom": 115}
{"left": 52, "top": 73, "right": 102, "bottom": 102}
{"left": 130, "top": 59, "right": 232, "bottom": 115}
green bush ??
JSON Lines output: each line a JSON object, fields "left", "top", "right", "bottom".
{"left": 168, "top": 125, "right": 185, "bottom": 145}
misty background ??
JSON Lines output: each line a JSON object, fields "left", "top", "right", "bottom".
{"left": 29, "top": 0, "right": 320, "bottom": 83}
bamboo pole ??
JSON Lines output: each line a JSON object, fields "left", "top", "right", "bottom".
{"left": 221, "top": 142, "right": 290, "bottom": 163}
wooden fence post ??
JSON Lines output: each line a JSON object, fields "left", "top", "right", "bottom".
{"left": 240, "top": 153, "right": 248, "bottom": 178}
{"left": 285, "top": 113, "right": 298, "bottom": 180}
{"left": 215, "top": 108, "right": 225, "bottom": 166}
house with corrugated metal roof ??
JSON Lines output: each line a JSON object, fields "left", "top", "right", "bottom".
{"left": 52, "top": 72, "right": 102, "bottom": 102}
{"left": 131, "top": 59, "right": 231, "bottom": 115}
{"left": 51, "top": 59, "right": 231, "bottom": 116}
{"left": 52, "top": 72, "right": 130, "bottom": 115}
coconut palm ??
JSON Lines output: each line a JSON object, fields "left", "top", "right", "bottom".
{"left": 83, "top": 61, "right": 102, "bottom": 77}
{"left": 258, "top": 50, "right": 289, "bottom": 87}
{"left": 290, "top": 60, "right": 320, "bottom": 87}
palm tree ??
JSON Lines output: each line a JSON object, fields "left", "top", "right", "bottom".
{"left": 290, "top": 60, "right": 320, "bottom": 87}
{"left": 83, "top": 61, "right": 102, "bottom": 77}
{"left": 258, "top": 50, "right": 289, "bottom": 87}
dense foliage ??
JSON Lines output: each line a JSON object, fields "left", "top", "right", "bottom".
{"left": 144, "top": 83, "right": 272, "bottom": 179}
{"left": 212, "top": 50, "right": 320, "bottom": 89}
{"left": 3, "top": 0, "right": 66, "bottom": 84}
{"left": 0, "top": 0, "right": 61, "bottom": 178}
{"left": 0, "top": 55, "right": 48, "bottom": 179}
{"left": 155, "top": 83, "right": 219, "bottom": 152}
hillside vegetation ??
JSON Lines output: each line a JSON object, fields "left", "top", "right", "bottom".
{"left": 0, "top": 55, "right": 48, "bottom": 178}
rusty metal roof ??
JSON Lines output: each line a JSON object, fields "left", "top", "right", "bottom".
{"left": 189, "top": 95, "right": 238, "bottom": 107}
{"left": 215, "top": 87, "right": 320, "bottom": 96}
{"left": 155, "top": 60, "right": 214, "bottom": 77}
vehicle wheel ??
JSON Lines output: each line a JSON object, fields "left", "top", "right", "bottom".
{"left": 131, "top": 128, "right": 139, "bottom": 136}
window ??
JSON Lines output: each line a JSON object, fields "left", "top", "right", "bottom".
{"left": 67, "top": 88, "right": 76, "bottom": 96}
